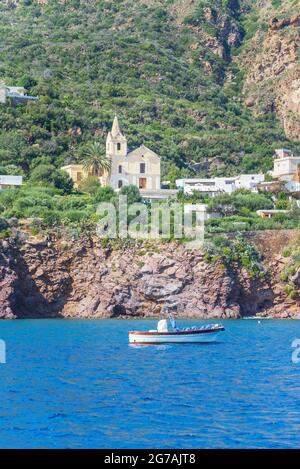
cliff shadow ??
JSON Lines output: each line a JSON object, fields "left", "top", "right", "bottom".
{"left": 228, "top": 266, "right": 275, "bottom": 317}
{"left": 6, "top": 246, "right": 72, "bottom": 319}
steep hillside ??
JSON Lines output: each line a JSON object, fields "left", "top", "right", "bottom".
{"left": 0, "top": 0, "right": 299, "bottom": 179}
{"left": 239, "top": 0, "right": 300, "bottom": 140}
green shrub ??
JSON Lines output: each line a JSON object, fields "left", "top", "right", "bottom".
{"left": 78, "top": 176, "right": 101, "bottom": 196}
{"left": 119, "top": 185, "right": 141, "bottom": 205}
{"left": 280, "top": 237, "right": 300, "bottom": 288}
{"left": 205, "top": 234, "right": 266, "bottom": 278}
{"left": 42, "top": 211, "right": 62, "bottom": 227}
{"left": 0, "top": 228, "right": 11, "bottom": 239}
{"left": 95, "top": 186, "right": 116, "bottom": 203}
{"left": 282, "top": 247, "right": 291, "bottom": 258}
{"left": 30, "top": 227, "right": 40, "bottom": 236}
{"left": 284, "top": 284, "right": 298, "bottom": 299}
{"left": 62, "top": 210, "right": 90, "bottom": 223}
{"left": 30, "top": 165, "right": 73, "bottom": 194}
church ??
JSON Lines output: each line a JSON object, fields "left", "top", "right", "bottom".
{"left": 61, "top": 116, "right": 161, "bottom": 192}
{"left": 107, "top": 116, "right": 161, "bottom": 190}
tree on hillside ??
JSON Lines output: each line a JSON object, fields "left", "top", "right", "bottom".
{"left": 78, "top": 176, "right": 101, "bottom": 196}
{"left": 82, "top": 142, "right": 110, "bottom": 177}
{"left": 3, "top": 165, "right": 23, "bottom": 176}
{"left": 95, "top": 186, "right": 115, "bottom": 203}
{"left": 30, "top": 164, "right": 74, "bottom": 194}
{"left": 119, "top": 185, "right": 141, "bottom": 205}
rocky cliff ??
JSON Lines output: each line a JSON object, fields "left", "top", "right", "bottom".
{"left": 0, "top": 229, "right": 299, "bottom": 319}
{"left": 240, "top": 3, "right": 300, "bottom": 140}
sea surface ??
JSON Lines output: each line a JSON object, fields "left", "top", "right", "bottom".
{"left": 0, "top": 319, "right": 300, "bottom": 448}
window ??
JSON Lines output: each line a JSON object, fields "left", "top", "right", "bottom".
{"left": 139, "top": 178, "right": 147, "bottom": 189}
{"left": 117, "top": 143, "right": 121, "bottom": 151}
{"left": 140, "top": 163, "right": 146, "bottom": 173}
{"left": 77, "top": 172, "right": 82, "bottom": 181}
{"left": 118, "top": 165, "right": 122, "bottom": 174}
{"left": 118, "top": 180, "right": 123, "bottom": 189}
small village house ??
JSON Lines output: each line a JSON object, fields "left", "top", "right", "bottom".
{"left": 0, "top": 84, "right": 38, "bottom": 105}
{"left": 272, "top": 149, "right": 300, "bottom": 182}
{"left": 178, "top": 149, "right": 300, "bottom": 198}
{"left": 0, "top": 175, "right": 23, "bottom": 190}
{"left": 184, "top": 204, "right": 221, "bottom": 220}
{"left": 176, "top": 174, "right": 265, "bottom": 196}
{"left": 256, "top": 209, "right": 289, "bottom": 219}
{"left": 60, "top": 164, "right": 108, "bottom": 187}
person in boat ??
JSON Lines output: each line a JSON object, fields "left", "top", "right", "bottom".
{"left": 157, "top": 308, "right": 178, "bottom": 332}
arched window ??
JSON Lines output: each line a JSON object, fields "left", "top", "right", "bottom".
{"left": 118, "top": 180, "right": 123, "bottom": 188}
{"left": 117, "top": 143, "right": 121, "bottom": 151}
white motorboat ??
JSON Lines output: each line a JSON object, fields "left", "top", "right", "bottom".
{"left": 128, "top": 316, "right": 224, "bottom": 345}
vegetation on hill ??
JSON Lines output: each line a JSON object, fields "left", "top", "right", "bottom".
{"left": 0, "top": 0, "right": 299, "bottom": 182}
{"left": 281, "top": 236, "right": 300, "bottom": 299}
{"left": 0, "top": 183, "right": 299, "bottom": 242}
{"left": 204, "top": 234, "right": 266, "bottom": 278}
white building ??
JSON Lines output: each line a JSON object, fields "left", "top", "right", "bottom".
{"left": 234, "top": 174, "right": 265, "bottom": 190}
{"left": 176, "top": 177, "right": 235, "bottom": 196}
{"left": 272, "top": 149, "right": 300, "bottom": 182}
{"left": 0, "top": 85, "right": 38, "bottom": 105}
{"left": 184, "top": 204, "right": 221, "bottom": 220}
{"left": 285, "top": 180, "right": 300, "bottom": 192}
{"left": 176, "top": 174, "right": 265, "bottom": 196}
{"left": 0, "top": 175, "right": 23, "bottom": 190}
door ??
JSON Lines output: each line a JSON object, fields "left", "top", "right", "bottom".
{"left": 139, "top": 178, "right": 147, "bottom": 189}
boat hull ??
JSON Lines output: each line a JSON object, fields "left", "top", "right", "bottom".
{"left": 129, "top": 329, "right": 223, "bottom": 344}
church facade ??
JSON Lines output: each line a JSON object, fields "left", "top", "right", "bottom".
{"left": 106, "top": 116, "right": 161, "bottom": 191}
{"left": 61, "top": 116, "right": 161, "bottom": 191}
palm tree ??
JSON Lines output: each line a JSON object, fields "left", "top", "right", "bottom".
{"left": 83, "top": 142, "right": 110, "bottom": 176}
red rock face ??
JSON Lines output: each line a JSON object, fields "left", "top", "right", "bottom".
{"left": 0, "top": 230, "right": 299, "bottom": 320}
{"left": 269, "top": 14, "right": 300, "bottom": 31}
{"left": 0, "top": 266, "right": 17, "bottom": 319}
{"left": 241, "top": 11, "right": 300, "bottom": 140}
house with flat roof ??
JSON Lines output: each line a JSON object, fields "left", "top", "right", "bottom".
{"left": 0, "top": 175, "right": 23, "bottom": 190}
{"left": 272, "top": 149, "right": 300, "bottom": 182}
{"left": 176, "top": 174, "right": 265, "bottom": 196}
{"left": 0, "top": 85, "right": 38, "bottom": 105}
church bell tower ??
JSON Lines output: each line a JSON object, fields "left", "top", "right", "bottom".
{"left": 106, "top": 115, "right": 127, "bottom": 159}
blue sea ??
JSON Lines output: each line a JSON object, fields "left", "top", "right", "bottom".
{"left": 0, "top": 319, "right": 300, "bottom": 448}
